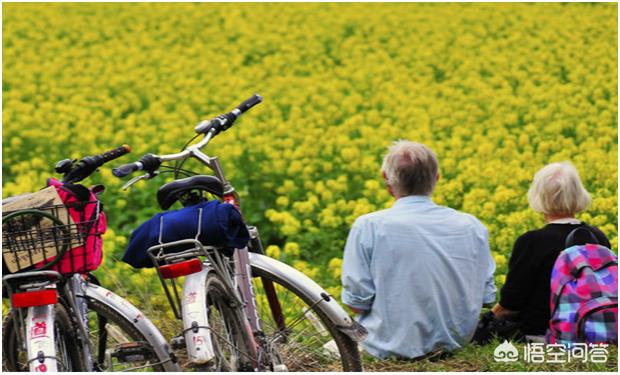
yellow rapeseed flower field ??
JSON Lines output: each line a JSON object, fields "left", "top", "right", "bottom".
{"left": 2, "top": 3, "right": 617, "bottom": 315}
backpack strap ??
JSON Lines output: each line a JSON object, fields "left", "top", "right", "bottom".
{"left": 565, "top": 227, "right": 599, "bottom": 248}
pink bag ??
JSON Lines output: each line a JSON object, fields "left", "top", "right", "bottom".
{"left": 39, "top": 178, "right": 107, "bottom": 274}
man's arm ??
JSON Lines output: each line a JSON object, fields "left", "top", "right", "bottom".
{"left": 481, "top": 226, "right": 497, "bottom": 305}
{"left": 341, "top": 218, "right": 375, "bottom": 314}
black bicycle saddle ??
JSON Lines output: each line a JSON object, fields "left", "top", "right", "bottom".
{"left": 157, "top": 175, "right": 224, "bottom": 210}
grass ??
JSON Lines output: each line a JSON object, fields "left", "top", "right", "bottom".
{"left": 361, "top": 339, "right": 618, "bottom": 372}
{"left": 2, "top": 300, "right": 617, "bottom": 372}
{"left": 82, "top": 292, "right": 618, "bottom": 373}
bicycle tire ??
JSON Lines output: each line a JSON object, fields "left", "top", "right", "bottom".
{"left": 2, "top": 303, "right": 86, "bottom": 372}
{"left": 85, "top": 298, "right": 167, "bottom": 372}
{"left": 195, "top": 272, "right": 256, "bottom": 371}
{"left": 250, "top": 266, "right": 362, "bottom": 372}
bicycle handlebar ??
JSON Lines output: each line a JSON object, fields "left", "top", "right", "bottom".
{"left": 195, "top": 94, "right": 262, "bottom": 134}
{"left": 114, "top": 95, "right": 262, "bottom": 179}
{"left": 98, "top": 144, "right": 133, "bottom": 164}
{"left": 235, "top": 94, "right": 263, "bottom": 115}
{"left": 59, "top": 144, "right": 132, "bottom": 183}
{"left": 112, "top": 153, "right": 162, "bottom": 178}
{"left": 111, "top": 161, "right": 142, "bottom": 178}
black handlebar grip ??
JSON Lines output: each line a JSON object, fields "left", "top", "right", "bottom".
{"left": 99, "top": 144, "right": 132, "bottom": 164}
{"left": 236, "top": 94, "right": 263, "bottom": 114}
{"left": 112, "top": 162, "right": 142, "bottom": 178}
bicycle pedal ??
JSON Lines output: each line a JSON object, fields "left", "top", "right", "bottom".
{"left": 110, "top": 342, "right": 155, "bottom": 362}
{"left": 170, "top": 335, "right": 186, "bottom": 350}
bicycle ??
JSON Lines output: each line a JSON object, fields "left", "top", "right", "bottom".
{"left": 112, "top": 94, "right": 367, "bottom": 371}
{"left": 2, "top": 146, "right": 181, "bottom": 372}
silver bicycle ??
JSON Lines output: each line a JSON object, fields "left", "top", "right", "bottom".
{"left": 113, "top": 95, "right": 367, "bottom": 371}
{"left": 2, "top": 146, "right": 181, "bottom": 372}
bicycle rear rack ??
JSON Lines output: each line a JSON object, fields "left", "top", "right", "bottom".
{"left": 148, "top": 241, "right": 205, "bottom": 319}
{"left": 146, "top": 210, "right": 240, "bottom": 319}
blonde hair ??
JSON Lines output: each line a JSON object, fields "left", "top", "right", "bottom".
{"left": 528, "top": 162, "right": 591, "bottom": 215}
{"left": 381, "top": 140, "right": 439, "bottom": 196}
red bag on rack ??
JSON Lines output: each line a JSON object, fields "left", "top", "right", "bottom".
{"left": 40, "top": 178, "right": 107, "bottom": 274}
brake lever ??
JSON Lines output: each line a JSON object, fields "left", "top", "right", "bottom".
{"left": 122, "top": 171, "right": 158, "bottom": 191}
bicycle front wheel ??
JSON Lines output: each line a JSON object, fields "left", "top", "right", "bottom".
{"left": 85, "top": 298, "right": 167, "bottom": 371}
{"left": 251, "top": 267, "right": 362, "bottom": 371}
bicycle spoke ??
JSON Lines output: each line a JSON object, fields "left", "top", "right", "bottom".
{"left": 250, "top": 273, "right": 358, "bottom": 372}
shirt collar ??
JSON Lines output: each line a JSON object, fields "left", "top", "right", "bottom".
{"left": 392, "top": 195, "right": 434, "bottom": 208}
{"left": 548, "top": 218, "right": 581, "bottom": 225}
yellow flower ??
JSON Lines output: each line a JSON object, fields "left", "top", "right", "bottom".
{"left": 266, "top": 245, "right": 281, "bottom": 259}
{"left": 276, "top": 196, "right": 289, "bottom": 207}
{"left": 328, "top": 257, "right": 343, "bottom": 279}
{"left": 493, "top": 254, "right": 507, "bottom": 267}
{"left": 284, "top": 242, "right": 301, "bottom": 257}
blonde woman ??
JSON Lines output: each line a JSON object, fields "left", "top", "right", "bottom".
{"left": 491, "top": 162, "right": 611, "bottom": 337}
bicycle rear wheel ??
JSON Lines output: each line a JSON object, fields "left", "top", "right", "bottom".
{"left": 85, "top": 298, "right": 167, "bottom": 371}
{"left": 2, "top": 303, "right": 85, "bottom": 372}
{"left": 251, "top": 267, "right": 362, "bottom": 371}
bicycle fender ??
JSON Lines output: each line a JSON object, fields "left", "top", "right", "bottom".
{"left": 248, "top": 253, "right": 368, "bottom": 342}
{"left": 26, "top": 305, "right": 58, "bottom": 372}
{"left": 83, "top": 283, "right": 182, "bottom": 372}
{"left": 182, "top": 269, "right": 216, "bottom": 364}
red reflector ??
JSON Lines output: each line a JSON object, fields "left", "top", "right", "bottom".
{"left": 223, "top": 193, "right": 239, "bottom": 208}
{"left": 12, "top": 290, "right": 58, "bottom": 308}
{"left": 159, "top": 258, "right": 203, "bottom": 279}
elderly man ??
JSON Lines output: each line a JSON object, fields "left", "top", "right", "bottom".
{"left": 341, "top": 140, "right": 496, "bottom": 359}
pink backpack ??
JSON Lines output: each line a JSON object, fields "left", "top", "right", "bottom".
{"left": 546, "top": 229, "right": 618, "bottom": 345}
{"left": 38, "top": 178, "right": 107, "bottom": 274}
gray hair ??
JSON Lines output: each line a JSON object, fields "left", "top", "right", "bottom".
{"left": 528, "top": 162, "right": 591, "bottom": 215}
{"left": 381, "top": 140, "right": 439, "bottom": 196}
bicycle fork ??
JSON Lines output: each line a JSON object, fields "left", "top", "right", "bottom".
{"left": 65, "top": 274, "right": 95, "bottom": 370}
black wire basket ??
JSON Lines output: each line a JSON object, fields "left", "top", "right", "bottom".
{"left": 2, "top": 200, "right": 104, "bottom": 275}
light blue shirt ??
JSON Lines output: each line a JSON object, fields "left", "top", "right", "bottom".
{"left": 341, "top": 195, "right": 496, "bottom": 359}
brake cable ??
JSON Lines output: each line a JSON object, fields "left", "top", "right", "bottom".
{"left": 173, "top": 133, "right": 200, "bottom": 179}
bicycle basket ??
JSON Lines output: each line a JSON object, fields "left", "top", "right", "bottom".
{"left": 2, "top": 200, "right": 105, "bottom": 275}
